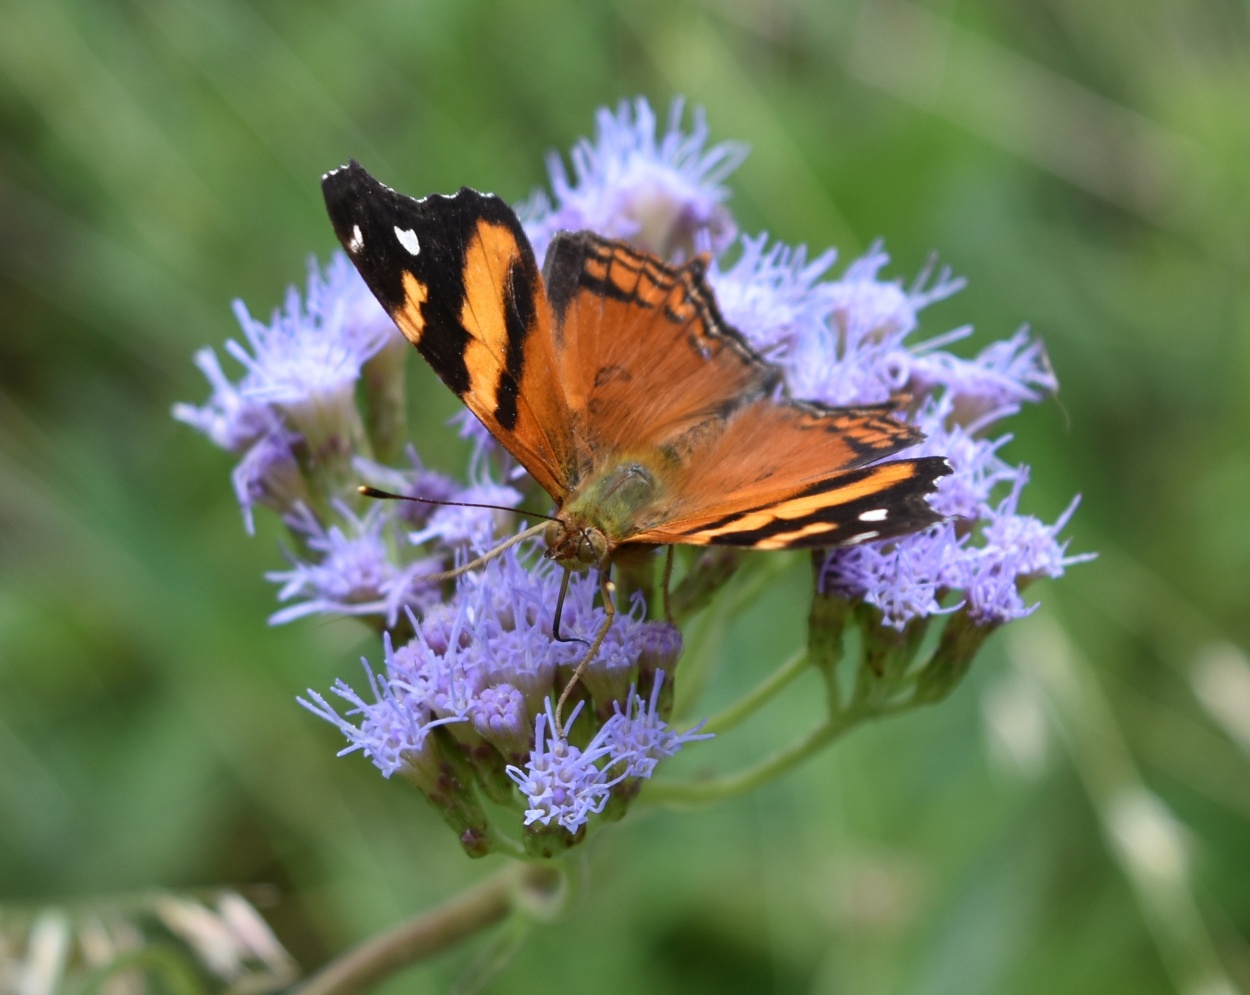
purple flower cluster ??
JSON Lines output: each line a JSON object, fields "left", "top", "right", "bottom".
{"left": 299, "top": 546, "right": 690, "bottom": 835}
{"left": 177, "top": 96, "right": 1088, "bottom": 847}
{"left": 173, "top": 257, "right": 525, "bottom": 627}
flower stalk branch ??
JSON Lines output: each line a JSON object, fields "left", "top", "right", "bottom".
{"left": 644, "top": 713, "right": 854, "bottom": 807}
{"left": 291, "top": 864, "right": 561, "bottom": 995}
{"left": 702, "top": 648, "right": 809, "bottom": 735}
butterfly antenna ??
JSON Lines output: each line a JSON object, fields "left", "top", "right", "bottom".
{"left": 359, "top": 485, "right": 551, "bottom": 583}
{"left": 358, "top": 485, "right": 559, "bottom": 522}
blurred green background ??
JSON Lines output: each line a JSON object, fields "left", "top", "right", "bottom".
{"left": 3, "top": 0, "right": 1249, "bottom": 992}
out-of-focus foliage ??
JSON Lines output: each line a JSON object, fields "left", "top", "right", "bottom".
{"left": 1, "top": 1, "right": 1247, "bottom": 993}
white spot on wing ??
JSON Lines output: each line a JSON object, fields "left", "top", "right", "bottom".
{"left": 394, "top": 226, "right": 420, "bottom": 255}
{"left": 347, "top": 224, "right": 363, "bottom": 254}
{"left": 843, "top": 530, "right": 880, "bottom": 545}
{"left": 859, "top": 509, "right": 888, "bottom": 522}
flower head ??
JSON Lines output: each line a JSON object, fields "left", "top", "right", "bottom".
{"left": 507, "top": 702, "right": 621, "bottom": 833}
{"left": 298, "top": 646, "right": 458, "bottom": 783}
{"left": 267, "top": 503, "right": 439, "bottom": 626}
{"left": 780, "top": 243, "right": 965, "bottom": 407}
{"left": 955, "top": 471, "right": 1094, "bottom": 625}
{"left": 521, "top": 97, "right": 748, "bottom": 262}
{"left": 306, "top": 536, "right": 701, "bottom": 837}
{"left": 172, "top": 347, "right": 275, "bottom": 453}
{"left": 908, "top": 327, "right": 1058, "bottom": 422}
{"left": 824, "top": 524, "right": 964, "bottom": 630}
{"left": 226, "top": 254, "right": 395, "bottom": 412}
{"left": 600, "top": 673, "right": 712, "bottom": 780}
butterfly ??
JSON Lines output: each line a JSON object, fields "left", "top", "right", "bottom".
{"left": 322, "top": 161, "right": 951, "bottom": 715}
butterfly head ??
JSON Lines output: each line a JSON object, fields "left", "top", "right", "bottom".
{"left": 543, "top": 518, "right": 610, "bottom": 572}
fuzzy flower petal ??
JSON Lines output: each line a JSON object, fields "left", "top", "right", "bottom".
{"left": 707, "top": 232, "right": 839, "bottom": 359}
{"left": 600, "top": 673, "right": 713, "bottom": 780}
{"left": 298, "top": 650, "right": 460, "bottom": 782}
{"left": 172, "top": 347, "right": 276, "bottom": 453}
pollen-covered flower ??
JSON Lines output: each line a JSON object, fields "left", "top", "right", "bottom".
{"left": 521, "top": 97, "right": 748, "bottom": 262}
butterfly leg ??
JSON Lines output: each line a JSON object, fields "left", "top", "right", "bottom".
{"left": 554, "top": 567, "right": 616, "bottom": 736}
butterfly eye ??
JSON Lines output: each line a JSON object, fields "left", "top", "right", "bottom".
{"left": 543, "top": 520, "right": 565, "bottom": 551}
{"left": 577, "top": 529, "right": 607, "bottom": 565}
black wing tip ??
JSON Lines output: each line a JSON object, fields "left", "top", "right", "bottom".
{"left": 320, "top": 158, "right": 362, "bottom": 183}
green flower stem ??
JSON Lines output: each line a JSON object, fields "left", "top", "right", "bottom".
{"left": 672, "top": 553, "right": 799, "bottom": 719}
{"left": 291, "top": 864, "right": 561, "bottom": 995}
{"left": 702, "top": 648, "right": 809, "bottom": 735}
{"left": 644, "top": 710, "right": 860, "bottom": 807}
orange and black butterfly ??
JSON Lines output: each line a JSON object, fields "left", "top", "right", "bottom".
{"left": 322, "top": 161, "right": 950, "bottom": 693}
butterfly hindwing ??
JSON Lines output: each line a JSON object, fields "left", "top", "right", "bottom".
{"left": 322, "top": 161, "right": 576, "bottom": 501}
{"left": 635, "top": 454, "right": 952, "bottom": 549}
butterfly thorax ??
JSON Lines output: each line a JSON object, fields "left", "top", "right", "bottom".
{"left": 543, "top": 458, "right": 665, "bottom": 569}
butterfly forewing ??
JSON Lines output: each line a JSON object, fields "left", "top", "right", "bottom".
{"left": 322, "top": 162, "right": 576, "bottom": 501}
{"left": 544, "top": 233, "right": 778, "bottom": 465}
